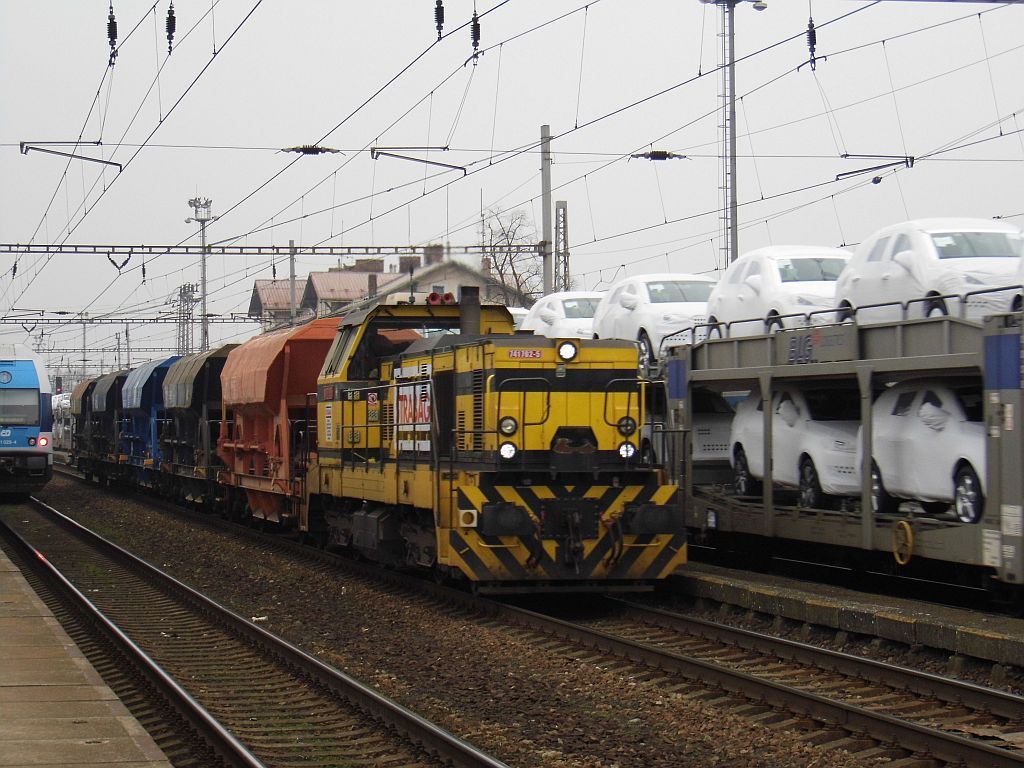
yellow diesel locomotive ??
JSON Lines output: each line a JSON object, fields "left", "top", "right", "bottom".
{"left": 303, "top": 287, "right": 686, "bottom": 591}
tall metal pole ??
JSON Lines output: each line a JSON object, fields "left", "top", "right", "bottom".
{"left": 541, "top": 125, "right": 553, "bottom": 295}
{"left": 186, "top": 197, "right": 215, "bottom": 351}
{"left": 725, "top": 1, "right": 739, "bottom": 264}
{"left": 289, "top": 239, "right": 297, "bottom": 324}
{"left": 702, "top": 0, "right": 766, "bottom": 264}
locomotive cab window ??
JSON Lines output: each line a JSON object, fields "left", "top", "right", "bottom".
{"left": 0, "top": 389, "right": 41, "bottom": 425}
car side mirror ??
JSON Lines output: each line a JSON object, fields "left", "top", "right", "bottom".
{"left": 893, "top": 250, "right": 916, "bottom": 273}
{"left": 539, "top": 310, "right": 558, "bottom": 325}
{"left": 744, "top": 274, "right": 763, "bottom": 294}
{"left": 620, "top": 294, "right": 638, "bottom": 310}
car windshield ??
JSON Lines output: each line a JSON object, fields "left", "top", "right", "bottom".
{"left": 929, "top": 231, "right": 1024, "bottom": 259}
{"left": 775, "top": 258, "right": 847, "bottom": 283}
{"left": 803, "top": 389, "right": 859, "bottom": 421}
{"left": 645, "top": 280, "right": 714, "bottom": 303}
{"left": 561, "top": 298, "right": 600, "bottom": 318}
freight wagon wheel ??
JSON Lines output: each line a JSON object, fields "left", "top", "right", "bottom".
{"left": 870, "top": 462, "right": 899, "bottom": 515}
{"left": 732, "top": 447, "right": 761, "bottom": 498}
{"left": 954, "top": 465, "right": 983, "bottom": 524}
{"left": 798, "top": 457, "right": 825, "bottom": 509}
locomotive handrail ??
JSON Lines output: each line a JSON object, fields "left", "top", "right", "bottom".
{"left": 493, "top": 375, "right": 553, "bottom": 429}
{"left": 600, "top": 377, "right": 642, "bottom": 433}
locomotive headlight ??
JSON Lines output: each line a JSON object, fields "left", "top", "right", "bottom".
{"left": 618, "top": 441, "right": 637, "bottom": 459}
{"left": 38, "top": 437, "right": 48, "bottom": 447}
{"left": 617, "top": 416, "right": 637, "bottom": 436}
{"left": 499, "top": 441, "right": 518, "bottom": 460}
{"left": 557, "top": 341, "right": 578, "bottom": 362}
{"left": 28, "top": 438, "right": 36, "bottom": 446}
{"left": 499, "top": 416, "right": 518, "bottom": 436}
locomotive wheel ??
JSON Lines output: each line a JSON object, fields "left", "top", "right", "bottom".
{"left": 798, "top": 457, "right": 825, "bottom": 509}
{"left": 954, "top": 465, "right": 983, "bottom": 524}
{"left": 733, "top": 447, "right": 761, "bottom": 498}
{"left": 871, "top": 462, "right": 899, "bottom": 515}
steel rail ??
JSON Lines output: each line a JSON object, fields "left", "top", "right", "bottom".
{"left": 19, "top": 496, "right": 510, "bottom": 768}
{"left": 609, "top": 597, "right": 1024, "bottom": 720}
{"left": 0, "top": 514, "right": 265, "bottom": 768}
{"left": 489, "top": 600, "right": 1024, "bottom": 767}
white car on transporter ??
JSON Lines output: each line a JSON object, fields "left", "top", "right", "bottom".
{"left": 518, "top": 291, "right": 605, "bottom": 339}
{"left": 730, "top": 385, "right": 861, "bottom": 508}
{"left": 834, "top": 218, "right": 1024, "bottom": 323}
{"left": 863, "top": 379, "right": 986, "bottom": 523}
{"left": 705, "top": 245, "right": 850, "bottom": 336}
{"left": 591, "top": 273, "right": 717, "bottom": 362}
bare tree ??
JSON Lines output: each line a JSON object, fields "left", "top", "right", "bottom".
{"left": 481, "top": 208, "right": 542, "bottom": 306}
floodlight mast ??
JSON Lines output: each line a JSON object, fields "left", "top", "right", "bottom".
{"left": 185, "top": 197, "right": 217, "bottom": 351}
{"left": 699, "top": 0, "right": 766, "bottom": 265}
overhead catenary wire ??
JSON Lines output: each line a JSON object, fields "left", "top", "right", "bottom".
{"left": 13, "top": 0, "right": 1020, "bottom": 354}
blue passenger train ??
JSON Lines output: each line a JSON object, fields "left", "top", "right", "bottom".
{"left": 0, "top": 345, "right": 53, "bottom": 497}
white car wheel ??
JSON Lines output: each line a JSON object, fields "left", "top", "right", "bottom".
{"left": 954, "top": 465, "right": 983, "bottom": 524}
{"left": 870, "top": 461, "right": 899, "bottom": 515}
{"left": 925, "top": 296, "right": 948, "bottom": 318}
{"left": 638, "top": 331, "right": 654, "bottom": 363}
{"left": 798, "top": 457, "right": 825, "bottom": 509}
{"left": 733, "top": 447, "right": 761, "bottom": 498}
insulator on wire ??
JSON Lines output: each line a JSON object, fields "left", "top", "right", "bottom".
{"left": 142, "top": 261, "right": 147, "bottom": 283}
{"left": 434, "top": 0, "right": 444, "bottom": 40}
{"left": 470, "top": 11, "right": 481, "bottom": 58}
{"left": 166, "top": 2, "right": 176, "bottom": 54}
{"left": 107, "top": 3, "right": 119, "bottom": 65}
{"left": 806, "top": 16, "right": 818, "bottom": 70}
{"left": 11, "top": 262, "right": 16, "bottom": 279}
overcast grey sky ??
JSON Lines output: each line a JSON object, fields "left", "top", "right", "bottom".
{"left": 2, "top": 0, "right": 1023, "bottom": 374}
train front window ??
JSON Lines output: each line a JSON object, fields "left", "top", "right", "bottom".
{"left": 0, "top": 389, "right": 40, "bottom": 425}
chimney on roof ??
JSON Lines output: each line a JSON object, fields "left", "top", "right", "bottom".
{"left": 355, "top": 258, "right": 384, "bottom": 273}
{"left": 367, "top": 273, "right": 378, "bottom": 298}
{"left": 399, "top": 255, "right": 421, "bottom": 274}
{"left": 424, "top": 244, "right": 444, "bottom": 265}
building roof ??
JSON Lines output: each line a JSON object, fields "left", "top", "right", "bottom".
{"left": 248, "top": 279, "right": 302, "bottom": 316}
{"left": 301, "top": 270, "right": 402, "bottom": 308}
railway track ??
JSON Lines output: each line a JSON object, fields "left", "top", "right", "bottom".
{"left": 46, "top": 467, "right": 1024, "bottom": 766}
{"left": 570, "top": 598, "right": 1024, "bottom": 763}
{"left": 0, "top": 497, "right": 508, "bottom": 768}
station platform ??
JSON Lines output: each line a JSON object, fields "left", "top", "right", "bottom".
{"left": 675, "top": 561, "right": 1024, "bottom": 668}
{"left": 0, "top": 545, "right": 172, "bottom": 768}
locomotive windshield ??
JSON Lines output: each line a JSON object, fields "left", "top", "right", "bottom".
{"left": 0, "top": 388, "right": 40, "bottom": 425}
